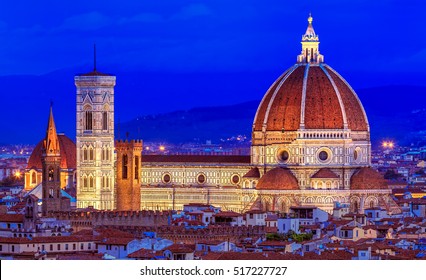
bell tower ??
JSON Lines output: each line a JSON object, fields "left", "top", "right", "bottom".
{"left": 75, "top": 50, "right": 116, "bottom": 210}
{"left": 41, "top": 106, "right": 63, "bottom": 216}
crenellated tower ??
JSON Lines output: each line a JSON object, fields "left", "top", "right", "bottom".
{"left": 115, "top": 139, "right": 142, "bottom": 211}
{"left": 75, "top": 61, "right": 116, "bottom": 210}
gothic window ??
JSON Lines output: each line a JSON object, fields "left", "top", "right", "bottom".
{"left": 83, "top": 177, "right": 88, "bottom": 188}
{"left": 49, "top": 188, "right": 54, "bottom": 198}
{"left": 89, "top": 148, "right": 94, "bottom": 161}
{"left": 89, "top": 177, "right": 94, "bottom": 188}
{"left": 85, "top": 111, "right": 93, "bottom": 131}
{"left": 31, "top": 172, "right": 36, "bottom": 184}
{"left": 83, "top": 148, "right": 88, "bottom": 161}
{"left": 48, "top": 167, "right": 54, "bottom": 182}
{"left": 102, "top": 112, "right": 108, "bottom": 130}
{"left": 122, "top": 154, "right": 128, "bottom": 179}
{"left": 135, "top": 156, "right": 139, "bottom": 179}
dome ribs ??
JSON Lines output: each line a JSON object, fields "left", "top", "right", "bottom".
{"left": 304, "top": 66, "right": 344, "bottom": 129}
{"left": 326, "top": 67, "right": 368, "bottom": 131}
{"left": 253, "top": 64, "right": 369, "bottom": 133}
{"left": 253, "top": 69, "right": 291, "bottom": 131}
{"left": 267, "top": 66, "right": 304, "bottom": 131}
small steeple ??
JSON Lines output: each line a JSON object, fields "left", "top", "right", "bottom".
{"left": 297, "top": 14, "right": 324, "bottom": 64}
{"left": 43, "top": 103, "right": 60, "bottom": 156}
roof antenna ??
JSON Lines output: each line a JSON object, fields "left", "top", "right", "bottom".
{"left": 93, "top": 43, "right": 97, "bottom": 71}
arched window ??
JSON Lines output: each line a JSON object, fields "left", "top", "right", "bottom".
{"left": 31, "top": 172, "right": 36, "bottom": 184}
{"left": 83, "top": 148, "right": 88, "bottom": 161}
{"left": 89, "top": 177, "right": 94, "bottom": 188}
{"left": 102, "top": 112, "right": 108, "bottom": 130}
{"left": 89, "top": 148, "right": 94, "bottom": 161}
{"left": 83, "top": 177, "right": 88, "bottom": 188}
{"left": 48, "top": 167, "right": 54, "bottom": 182}
{"left": 85, "top": 111, "right": 93, "bottom": 131}
{"left": 354, "top": 201, "right": 359, "bottom": 213}
{"left": 122, "top": 154, "right": 128, "bottom": 179}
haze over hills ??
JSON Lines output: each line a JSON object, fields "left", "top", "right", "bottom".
{"left": 1, "top": 68, "right": 425, "bottom": 146}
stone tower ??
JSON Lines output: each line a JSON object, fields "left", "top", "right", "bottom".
{"left": 75, "top": 64, "right": 116, "bottom": 210}
{"left": 115, "top": 139, "right": 142, "bottom": 211}
{"left": 41, "top": 106, "right": 63, "bottom": 216}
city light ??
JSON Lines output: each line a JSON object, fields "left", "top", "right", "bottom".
{"left": 15, "top": 171, "right": 21, "bottom": 178}
{"left": 159, "top": 145, "right": 165, "bottom": 151}
{"left": 382, "top": 141, "right": 395, "bottom": 149}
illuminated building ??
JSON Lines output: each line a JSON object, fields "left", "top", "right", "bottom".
{"left": 136, "top": 15, "right": 399, "bottom": 214}
{"left": 74, "top": 66, "right": 116, "bottom": 210}
{"left": 26, "top": 15, "right": 400, "bottom": 215}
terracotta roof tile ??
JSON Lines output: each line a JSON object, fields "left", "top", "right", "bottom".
{"left": 243, "top": 167, "right": 261, "bottom": 178}
{"left": 311, "top": 168, "right": 339, "bottom": 179}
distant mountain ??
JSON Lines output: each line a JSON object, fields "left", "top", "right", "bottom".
{"left": 118, "top": 100, "right": 258, "bottom": 143}
{"left": 0, "top": 67, "right": 425, "bottom": 146}
{"left": 119, "top": 85, "right": 426, "bottom": 146}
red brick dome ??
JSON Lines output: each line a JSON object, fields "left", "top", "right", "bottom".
{"left": 253, "top": 64, "right": 369, "bottom": 132}
{"left": 350, "top": 167, "right": 388, "bottom": 190}
{"left": 27, "top": 134, "right": 76, "bottom": 170}
{"left": 256, "top": 167, "right": 299, "bottom": 190}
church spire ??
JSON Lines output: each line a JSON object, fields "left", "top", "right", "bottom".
{"left": 43, "top": 104, "right": 60, "bottom": 156}
{"left": 297, "top": 14, "right": 324, "bottom": 64}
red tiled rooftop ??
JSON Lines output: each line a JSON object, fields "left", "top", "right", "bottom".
{"left": 257, "top": 168, "right": 299, "bottom": 190}
{"left": 0, "top": 214, "right": 24, "bottom": 223}
{"left": 253, "top": 64, "right": 368, "bottom": 132}
{"left": 26, "top": 135, "right": 76, "bottom": 170}
{"left": 128, "top": 248, "right": 163, "bottom": 259}
{"left": 311, "top": 168, "right": 339, "bottom": 179}
{"left": 214, "top": 211, "right": 242, "bottom": 218}
{"left": 243, "top": 167, "right": 261, "bottom": 178}
{"left": 351, "top": 167, "right": 388, "bottom": 190}
{"left": 164, "top": 244, "right": 195, "bottom": 254}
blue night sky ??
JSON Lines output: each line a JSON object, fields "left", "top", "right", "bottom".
{"left": 1, "top": 0, "right": 425, "bottom": 144}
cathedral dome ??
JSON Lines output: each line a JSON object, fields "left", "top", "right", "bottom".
{"left": 253, "top": 64, "right": 368, "bottom": 132}
{"left": 350, "top": 167, "right": 388, "bottom": 190}
{"left": 253, "top": 16, "right": 368, "bottom": 133}
{"left": 27, "top": 134, "right": 76, "bottom": 170}
{"left": 256, "top": 167, "right": 299, "bottom": 190}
